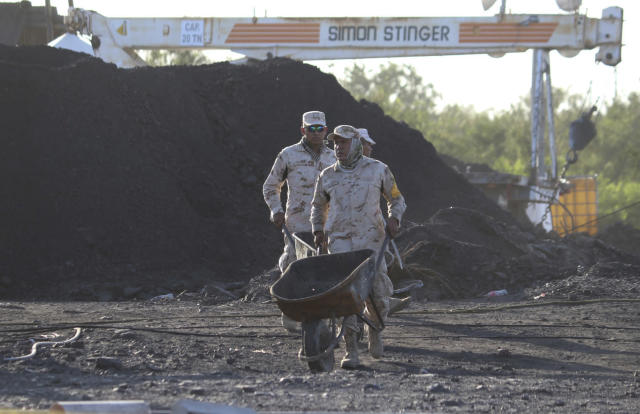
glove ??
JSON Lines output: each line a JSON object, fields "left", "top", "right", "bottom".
{"left": 386, "top": 217, "right": 400, "bottom": 238}
{"left": 272, "top": 212, "right": 285, "bottom": 228}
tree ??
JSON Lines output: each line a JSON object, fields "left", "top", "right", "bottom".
{"left": 339, "top": 62, "right": 640, "bottom": 228}
{"left": 144, "top": 50, "right": 209, "bottom": 66}
{"left": 340, "top": 62, "right": 440, "bottom": 133}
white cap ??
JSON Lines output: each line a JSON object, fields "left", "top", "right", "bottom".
{"left": 302, "top": 111, "right": 327, "bottom": 126}
{"left": 357, "top": 128, "right": 376, "bottom": 145}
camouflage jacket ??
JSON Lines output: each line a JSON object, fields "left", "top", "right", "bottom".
{"left": 310, "top": 156, "right": 407, "bottom": 253}
{"left": 263, "top": 138, "right": 336, "bottom": 232}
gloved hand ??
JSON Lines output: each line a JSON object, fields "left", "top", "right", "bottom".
{"left": 272, "top": 212, "right": 285, "bottom": 228}
{"left": 386, "top": 217, "right": 400, "bottom": 238}
{"left": 313, "top": 231, "right": 325, "bottom": 249}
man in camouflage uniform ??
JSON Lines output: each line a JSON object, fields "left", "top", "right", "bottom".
{"left": 263, "top": 111, "right": 336, "bottom": 332}
{"left": 358, "top": 128, "right": 376, "bottom": 158}
{"left": 311, "top": 125, "right": 406, "bottom": 368}
{"left": 357, "top": 127, "right": 411, "bottom": 316}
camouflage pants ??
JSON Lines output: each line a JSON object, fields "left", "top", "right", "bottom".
{"left": 342, "top": 263, "right": 393, "bottom": 333}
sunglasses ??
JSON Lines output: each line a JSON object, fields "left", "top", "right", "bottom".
{"left": 306, "top": 125, "right": 326, "bottom": 133}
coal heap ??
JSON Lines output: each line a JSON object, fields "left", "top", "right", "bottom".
{"left": 598, "top": 221, "right": 640, "bottom": 258}
{"left": 0, "top": 45, "right": 514, "bottom": 300}
{"left": 388, "top": 208, "right": 640, "bottom": 300}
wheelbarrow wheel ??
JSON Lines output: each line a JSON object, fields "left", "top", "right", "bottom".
{"left": 301, "top": 320, "right": 334, "bottom": 372}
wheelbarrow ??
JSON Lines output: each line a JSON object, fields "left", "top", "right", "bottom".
{"left": 270, "top": 228, "right": 388, "bottom": 372}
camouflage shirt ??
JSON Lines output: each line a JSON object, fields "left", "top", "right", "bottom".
{"left": 263, "top": 138, "right": 336, "bottom": 232}
{"left": 311, "top": 157, "right": 407, "bottom": 253}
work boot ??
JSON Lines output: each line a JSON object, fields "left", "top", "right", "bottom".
{"left": 367, "top": 326, "right": 384, "bottom": 359}
{"left": 281, "top": 313, "right": 300, "bottom": 334}
{"left": 340, "top": 329, "right": 360, "bottom": 369}
{"left": 388, "top": 296, "right": 412, "bottom": 316}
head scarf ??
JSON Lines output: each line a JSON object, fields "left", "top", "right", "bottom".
{"left": 336, "top": 135, "right": 363, "bottom": 171}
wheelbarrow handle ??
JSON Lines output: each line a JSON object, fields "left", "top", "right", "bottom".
{"left": 375, "top": 234, "right": 391, "bottom": 273}
{"left": 282, "top": 224, "right": 296, "bottom": 251}
{"left": 291, "top": 233, "right": 319, "bottom": 256}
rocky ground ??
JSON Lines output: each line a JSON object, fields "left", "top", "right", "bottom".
{"left": 2, "top": 270, "right": 640, "bottom": 413}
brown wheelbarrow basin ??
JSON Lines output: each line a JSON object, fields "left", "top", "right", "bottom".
{"left": 270, "top": 249, "right": 376, "bottom": 323}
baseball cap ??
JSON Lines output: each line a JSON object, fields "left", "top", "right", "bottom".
{"left": 302, "top": 111, "right": 327, "bottom": 126}
{"left": 357, "top": 128, "right": 376, "bottom": 145}
{"left": 327, "top": 125, "right": 359, "bottom": 141}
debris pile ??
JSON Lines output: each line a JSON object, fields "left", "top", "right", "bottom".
{"left": 598, "top": 221, "right": 640, "bottom": 258}
{"left": 388, "top": 208, "right": 640, "bottom": 299}
{"left": 524, "top": 261, "right": 640, "bottom": 300}
{"left": 0, "top": 45, "right": 512, "bottom": 300}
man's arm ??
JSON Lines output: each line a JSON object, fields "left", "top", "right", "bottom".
{"left": 381, "top": 166, "right": 407, "bottom": 237}
{"left": 262, "top": 151, "right": 288, "bottom": 227}
{"left": 310, "top": 174, "right": 329, "bottom": 247}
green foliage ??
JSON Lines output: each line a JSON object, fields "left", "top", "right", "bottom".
{"left": 145, "top": 50, "right": 209, "bottom": 66}
{"left": 339, "top": 63, "right": 640, "bottom": 228}
{"left": 598, "top": 179, "right": 640, "bottom": 226}
{"left": 341, "top": 63, "right": 440, "bottom": 133}
{"left": 566, "top": 93, "right": 640, "bottom": 227}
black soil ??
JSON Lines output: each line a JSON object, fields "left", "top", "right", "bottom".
{"left": 0, "top": 45, "right": 514, "bottom": 301}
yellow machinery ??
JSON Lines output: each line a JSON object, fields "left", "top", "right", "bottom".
{"left": 551, "top": 176, "right": 598, "bottom": 236}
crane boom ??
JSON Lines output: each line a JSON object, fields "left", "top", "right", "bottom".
{"left": 66, "top": 7, "right": 622, "bottom": 68}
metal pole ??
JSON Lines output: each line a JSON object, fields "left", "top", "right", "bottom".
{"left": 544, "top": 63, "right": 557, "bottom": 180}
{"left": 530, "top": 49, "right": 545, "bottom": 184}
{"left": 45, "top": 0, "right": 53, "bottom": 42}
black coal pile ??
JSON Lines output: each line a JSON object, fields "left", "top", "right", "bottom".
{"left": 598, "top": 221, "right": 640, "bottom": 258}
{"left": 524, "top": 261, "right": 640, "bottom": 301}
{"left": 387, "top": 208, "right": 640, "bottom": 300}
{"left": 0, "top": 45, "right": 514, "bottom": 301}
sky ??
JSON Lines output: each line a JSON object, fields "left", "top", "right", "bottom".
{"left": 24, "top": 0, "right": 640, "bottom": 113}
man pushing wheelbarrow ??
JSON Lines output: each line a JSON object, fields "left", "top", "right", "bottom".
{"left": 310, "top": 125, "right": 407, "bottom": 369}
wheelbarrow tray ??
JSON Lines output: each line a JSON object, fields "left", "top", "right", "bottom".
{"left": 270, "top": 249, "right": 375, "bottom": 322}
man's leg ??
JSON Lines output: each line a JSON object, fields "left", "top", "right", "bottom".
{"left": 279, "top": 237, "right": 299, "bottom": 333}
{"left": 365, "top": 270, "right": 393, "bottom": 359}
{"left": 340, "top": 315, "right": 361, "bottom": 369}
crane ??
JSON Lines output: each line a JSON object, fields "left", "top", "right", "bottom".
{"left": 65, "top": 7, "right": 621, "bottom": 67}
{"left": 63, "top": 5, "right": 623, "bottom": 232}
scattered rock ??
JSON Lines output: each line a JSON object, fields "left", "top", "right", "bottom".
{"left": 427, "top": 383, "right": 449, "bottom": 393}
{"left": 189, "top": 387, "right": 206, "bottom": 396}
{"left": 113, "top": 329, "right": 136, "bottom": 339}
{"left": 363, "top": 383, "right": 382, "bottom": 392}
{"left": 95, "top": 357, "right": 123, "bottom": 370}
{"left": 235, "top": 385, "right": 256, "bottom": 393}
{"left": 497, "top": 347, "right": 511, "bottom": 358}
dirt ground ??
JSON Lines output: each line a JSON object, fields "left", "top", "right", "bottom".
{"left": 2, "top": 292, "right": 640, "bottom": 413}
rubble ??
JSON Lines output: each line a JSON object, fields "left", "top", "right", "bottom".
{"left": 388, "top": 208, "right": 640, "bottom": 300}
